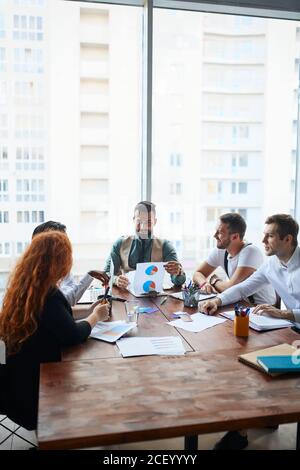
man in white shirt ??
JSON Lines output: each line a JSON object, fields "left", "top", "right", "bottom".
{"left": 32, "top": 221, "right": 108, "bottom": 306}
{"left": 200, "top": 213, "right": 300, "bottom": 450}
{"left": 193, "top": 212, "right": 275, "bottom": 305}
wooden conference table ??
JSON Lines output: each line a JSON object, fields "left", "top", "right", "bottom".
{"left": 38, "top": 288, "right": 300, "bottom": 450}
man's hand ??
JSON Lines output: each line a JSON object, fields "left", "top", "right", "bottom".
{"left": 88, "top": 270, "right": 109, "bottom": 286}
{"left": 252, "top": 304, "right": 294, "bottom": 320}
{"left": 164, "top": 261, "right": 182, "bottom": 276}
{"left": 198, "top": 298, "right": 221, "bottom": 315}
{"left": 115, "top": 275, "right": 129, "bottom": 289}
{"left": 200, "top": 283, "right": 217, "bottom": 294}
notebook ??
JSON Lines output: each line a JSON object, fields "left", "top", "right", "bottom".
{"left": 257, "top": 355, "right": 300, "bottom": 374}
{"left": 239, "top": 343, "right": 297, "bottom": 374}
{"left": 220, "top": 310, "right": 292, "bottom": 331}
{"left": 90, "top": 321, "right": 136, "bottom": 343}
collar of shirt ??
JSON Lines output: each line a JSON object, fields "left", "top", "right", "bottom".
{"left": 277, "top": 246, "right": 300, "bottom": 270}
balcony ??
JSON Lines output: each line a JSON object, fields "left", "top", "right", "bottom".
{"left": 80, "top": 94, "right": 109, "bottom": 113}
{"left": 80, "top": 128, "right": 109, "bottom": 146}
{"left": 80, "top": 161, "right": 109, "bottom": 179}
{"left": 80, "top": 194, "right": 109, "bottom": 211}
{"left": 80, "top": 61, "right": 109, "bottom": 79}
{"left": 80, "top": 26, "right": 109, "bottom": 46}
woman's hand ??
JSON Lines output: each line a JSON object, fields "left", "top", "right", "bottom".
{"left": 92, "top": 302, "right": 110, "bottom": 322}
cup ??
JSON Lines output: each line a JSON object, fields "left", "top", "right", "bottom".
{"left": 125, "top": 301, "right": 139, "bottom": 324}
{"left": 234, "top": 315, "right": 249, "bottom": 337}
{"left": 182, "top": 290, "right": 199, "bottom": 308}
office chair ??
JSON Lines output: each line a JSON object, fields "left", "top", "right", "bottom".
{"left": 0, "top": 340, "right": 37, "bottom": 449}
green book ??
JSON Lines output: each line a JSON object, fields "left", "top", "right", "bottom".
{"left": 257, "top": 355, "right": 300, "bottom": 374}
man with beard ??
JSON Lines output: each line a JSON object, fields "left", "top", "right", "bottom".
{"left": 104, "top": 201, "right": 186, "bottom": 288}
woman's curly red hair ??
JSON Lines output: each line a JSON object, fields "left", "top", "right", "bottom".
{"left": 0, "top": 231, "right": 72, "bottom": 354}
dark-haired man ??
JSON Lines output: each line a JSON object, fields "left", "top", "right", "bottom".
{"left": 200, "top": 214, "right": 300, "bottom": 450}
{"left": 193, "top": 213, "right": 275, "bottom": 304}
{"left": 104, "top": 201, "right": 186, "bottom": 288}
{"left": 33, "top": 221, "right": 108, "bottom": 306}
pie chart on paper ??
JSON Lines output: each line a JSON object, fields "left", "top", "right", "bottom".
{"left": 145, "top": 265, "right": 158, "bottom": 276}
{"left": 143, "top": 280, "right": 156, "bottom": 292}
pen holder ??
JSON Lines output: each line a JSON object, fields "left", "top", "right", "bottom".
{"left": 182, "top": 290, "right": 199, "bottom": 308}
{"left": 234, "top": 315, "right": 249, "bottom": 337}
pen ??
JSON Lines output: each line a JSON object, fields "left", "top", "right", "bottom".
{"left": 199, "top": 281, "right": 207, "bottom": 290}
{"left": 160, "top": 296, "right": 168, "bottom": 305}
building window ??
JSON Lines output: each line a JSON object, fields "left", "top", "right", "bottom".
{"left": 0, "top": 146, "right": 8, "bottom": 160}
{"left": 231, "top": 182, "right": 236, "bottom": 194}
{"left": 170, "top": 211, "right": 181, "bottom": 224}
{"left": 14, "top": 48, "right": 43, "bottom": 74}
{"left": 238, "top": 182, "right": 248, "bottom": 194}
{"left": 14, "top": 81, "right": 43, "bottom": 106}
{"left": 15, "top": 114, "right": 44, "bottom": 139}
{"left": 0, "top": 242, "right": 10, "bottom": 256}
{"left": 0, "top": 114, "right": 8, "bottom": 139}
{"left": 0, "top": 179, "right": 9, "bottom": 201}
{"left": 13, "top": 15, "right": 43, "bottom": 41}
{"left": 170, "top": 182, "right": 182, "bottom": 195}
{"left": 0, "top": 13, "right": 5, "bottom": 39}
{"left": 206, "top": 208, "right": 215, "bottom": 222}
{"left": 0, "top": 81, "right": 7, "bottom": 105}
{"left": 16, "top": 178, "right": 45, "bottom": 202}
{"left": 17, "top": 210, "right": 44, "bottom": 223}
{"left": 0, "top": 48, "right": 6, "bottom": 72}
{"left": 170, "top": 152, "right": 182, "bottom": 167}
{"left": 16, "top": 241, "right": 29, "bottom": 255}
{"left": 231, "top": 208, "right": 247, "bottom": 220}
{"left": 239, "top": 153, "right": 248, "bottom": 167}
{"left": 16, "top": 146, "right": 44, "bottom": 170}
{"left": 0, "top": 211, "right": 9, "bottom": 223}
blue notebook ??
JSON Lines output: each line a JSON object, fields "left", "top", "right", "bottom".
{"left": 257, "top": 355, "right": 300, "bottom": 374}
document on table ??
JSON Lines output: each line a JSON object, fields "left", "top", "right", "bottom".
{"left": 126, "top": 262, "right": 166, "bottom": 296}
{"left": 168, "top": 312, "right": 226, "bottom": 332}
{"left": 116, "top": 336, "right": 186, "bottom": 357}
{"left": 219, "top": 309, "right": 292, "bottom": 331}
{"left": 90, "top": 321, "right": 136, "bottom": 343}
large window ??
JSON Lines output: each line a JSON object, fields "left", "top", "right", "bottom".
{"left": 152, "top": 8, "right": 299, "bottom": 275}
{"left": 0, "top": 0, "right": 300, "bottom": 299}
{"left": 0, "top": 0, "right": 142, "bottom": 300}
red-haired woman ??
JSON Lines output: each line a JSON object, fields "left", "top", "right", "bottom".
{"left": 0, "top": 231, "right": 110, "bottom": 430}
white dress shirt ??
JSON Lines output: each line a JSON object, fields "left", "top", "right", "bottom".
{"left": 60, "top": 273, "right": 93, "bottom": 306}
{"left": 218, "top": 246, "right": 300, "bottom": 324}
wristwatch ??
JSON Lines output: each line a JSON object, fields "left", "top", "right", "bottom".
{"left": 209, "top": 274, "right": 220, "bottom": 287}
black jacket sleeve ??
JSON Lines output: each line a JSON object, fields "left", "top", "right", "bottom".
{"left": 41, "top": 289, "right": 91, "bottom": 347}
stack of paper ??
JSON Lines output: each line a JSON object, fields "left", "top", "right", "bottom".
{"left": 90, "top": 321, "right": 136, "bottom": 343}
{"left": 220, "top": 310, "right": 292, "bottom": 331}
{"left": 168, "top": 312, "right": 226, "bottom": 332}
{"left": 116, "top": 336, "right": 185, "bottom": 357}
{"left": 239, "top": 343, "right": 297, "bottom": 374}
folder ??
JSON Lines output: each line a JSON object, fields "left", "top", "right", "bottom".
{"left": 238, "top": 343, "right": 297, "bottom": 375}
{"left": 257, "top": 355, "right": 300, "bottom": 374}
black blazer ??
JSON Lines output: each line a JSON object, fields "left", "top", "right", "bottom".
{"left": 1, "top": 288, "right": 91, "bottom": 430}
